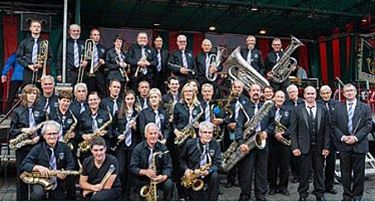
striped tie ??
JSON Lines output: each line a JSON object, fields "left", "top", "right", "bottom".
{"left": 155, "top": 110, "right": 161, "bottom": 129}
{"left": 247, "top": 49, "right": 252, "bottom": 64}
{"left": 32, "top": 39, "right": 38, "bottom": 64}
{"left": 74, "top": 40, "right": 79, "bottom": 67}
{"left": 182, "top": 51, "right": 188, "bottom": 68}
{"left": 348, "top": 102, "right": 354, "bottom": 134}
{"left": 93, "top": 45, "right": 99, "bottom": 67}
{"left": 157, "top": 51, "right": 162, "bottom": 72}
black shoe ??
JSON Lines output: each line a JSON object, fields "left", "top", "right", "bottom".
{"left": 280, "top": 190, "right": 290, "bottom": 196}
{"left": 299, "top": 197, "right": 307, "bottom": 201}
{"left": 268, "top": 189, "right": 277, "bottom": 195}
{"left": 225, "top": 181, "right": 234, "bottom": 188}
{"left": 325, "top": 188, "right": 337, "bottom": 194}
{"left": 316, "top": 196, "right": 326, "bottom": 201}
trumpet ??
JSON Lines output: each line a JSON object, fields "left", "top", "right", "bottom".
{"left": 115, "top": 55, "right": 130, "bottom": 82}
{"left": 135, "top": 49, "right": 148, "bottom": 77}
{"left": 32, "top": 40, "right": 48, "bottom": 84}
{"left": 168, "top": 62, "right": 195, "bottom": 75}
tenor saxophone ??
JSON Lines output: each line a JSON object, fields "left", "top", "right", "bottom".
{"left": 174, "top": 107, "right": 203, "bottom": 146}
{"left": 20, "top": 170, "right": 80, "bottom": 191}
{"left": 9, "top": 121, "right": 46, "bottom": 150}
{"left": 78, "top": 111, "right": 113, "bottom": 153}
{"left": 140, "top": 150, "right": 169, "bottom": 201}
{"left": 181, "top": 151, "right": 211, "bottom": 191}
{"left": 61, "top": 110, "right": 78, "bottom": 150}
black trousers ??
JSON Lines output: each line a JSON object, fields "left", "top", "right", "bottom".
{"left": 87, "top": 71, "right": 107, "bottom": 98}
{"left": 169, "top": 144, "right": 185, "bottom": 199}
{"left": 268, "top": 139, "right": 291, "bottom": 191}
{"left": 153, "top": 70, "right": 167, "bottom": 94}
{"left": 23, "top": 68, "right": 42, "bottom": 85}
{"left": 30, "top": 184, "right": 66, "bottom": 200}
{"left": 116, "top": 148, "right": 134, "bottom": 200}
{"left": 85, "top": 187, "right": 122, "bottom": 200}
{"left": 16, "top": 148, "right": 30, "bottom": 200}
{"left": 340, "top": 151, "right": 366, "bottom": 201}
{"left": 4, "top": 81, "right": 22, "bottom": 113}
{"left": 186, "top": 172, "right": 220, "bottom": 201}
{"left": 324, "top": 147, "right": 336, "bottom": 191}
{"left": 238, "top": 146, "right": 269, "bottom": 200}
{"left": 297, "top": 145, "right": 325, "bottom": 198}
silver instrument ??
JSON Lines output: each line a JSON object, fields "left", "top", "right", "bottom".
{"left": 206, "top": 47, "right": 225, "bottom": 82}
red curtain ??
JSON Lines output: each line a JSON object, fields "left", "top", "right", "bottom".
{"left": 319, "top": 36, "right": 328, "bottom": 84}
{"left": 298, "top": 45, "right": 309, "bottom": 75}
{"left": 192, "top": 33, "right": 204, "bottom": 57}
{"left": 257, "top": 38, "right": 270, "bottom": 63}
{"left": 168, "top": 31, "right": 179, "bottom": 52}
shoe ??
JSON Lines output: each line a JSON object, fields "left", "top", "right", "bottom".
{"left": 316, "top": 196, "right": 326, "bottom": 201}
{"left": 225, "top": 181, "right": 234, "bottom": 188}
{"left": 268, "top": 189, "right": 277, "bottom": 195}
{"left": 299, "top": 197, "right": 307, "bottom": 201}
{"left": 325, "top": 188, "right": 337, "bottom": 194}
{"left": 279, "top": 190, "right": 290, "bottom": 196}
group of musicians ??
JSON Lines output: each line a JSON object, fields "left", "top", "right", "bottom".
{"left": 5, "top": 19, "right": 373, "bottom": 201}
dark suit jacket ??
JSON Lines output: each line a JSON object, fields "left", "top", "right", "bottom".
{"left": 264, "top": 51, "right": 283, "bottom": 74}
{"left": 128, "top": 44, "right": 157, "bottom": 76}
{"left": 240, "top": 48, "right": 264, "bottom": 76}
{"left": 56, "top": 38, "right": 85, "bottom": 74}
{"left": 289, "top": 103, "right": 331, "bottom": 154}
{"left": 167, "top": 49, "right": 196, "bottom": 82}
{"left": 153, "top": 48, "right": 169, "bottom": 76}
{"left": 195, "top": 52, "right": 223, "bottom": 84}
{"left": 331, "top": 100, "right": 372, "bottom": 153}
{"left": 105, "top": 47, "right": 130, "bottom": 82}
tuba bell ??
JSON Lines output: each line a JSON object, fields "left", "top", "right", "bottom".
{"left": 270, "top": 36, "right": 304, "bottom": 83}
{"left": 223, "top": 46, "right": 269, "bottom": 91}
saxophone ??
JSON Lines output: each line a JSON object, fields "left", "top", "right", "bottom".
{"left": 140, "top": 150, "right": 169, "bottom": 201}
{"left": 221, "top": 100, "right": 274, "bottom": 172}
{"left": 174, "top": 107, "right": 203, "bottom": 146}
{"left": 20, "top": 170, "right": 80, "bottom": 191}
{"left": 9, "top": 121, "right": 46, "bottom": 150}
{"left": 78, "top": 110, "right": 113, "bottom": 153}
{"left": 274, "top": 115, "right": 291, "bottom": 146}
{"left": 181, "top": 149, "right": 212, "bottom": 191}
{"left": 164, "top": 99, "right": 177, "bottom": 123}
{"left": 61, "top": 110, "right": 78, "bottom": 150}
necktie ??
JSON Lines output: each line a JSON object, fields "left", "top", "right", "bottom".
{"left": 325, "top": 102, "right": 329, "bottom": 110}
{"left": 189, "top": 107, "right": 194, "bottom": 124}
{"left": 125, "top": 112, "right": 132, "bottom": 146}
{"left": 254, "top": 104, "right": 261, "bottom": 132}
{"left": 155, "top": 110, "right": 161, "bottom": 129}
{"left": 308, "top": 106, "right": 314, "bottom": 120}
{"left": 32, "top": 39, "right": 38, "bottom": 64}
{"left": 143, "top": 99, "right": 148, "bottom": 109}
{"left": 276, "top": 52, "right": 280, "bottom": 62}
{"left": 247, "top": 49, "right": 252, "bottom": 64}
{"left": 58, "top": 115, "right": 66, "bottom": 141}
{"left": 74, "top": 40, "right": 79, "bottom": 67}
{"left": 205, "top": 102, "right": 210, "bottom": 121}
{"left": 92, "top": 114, "right": 98, "bottom": 131}
{"left": 141, "top": 47, "right": 148, "bottom": 75}
{"left": 148, "top": 148, "right": 153, "bottom": 168}
{"left": 28, "top": 108, "right": 36, "bottom": 127}
{"left": 200, "top": 144, "right": 208, "bottom": 166}
{"left": 294, "top": 101, "right": 298, "bottom": 107}
{"left": 49, "top": 148, "right": 57, "bottom": 170}
{"left": 117, "top": 52, "right": 124, "bottom": 63}
{"left": 93, "top": 44, "right": 99, "bottom": 67}
{"left": 157, "top": 51, "right": 162, "bottom": 72}
{"left": 80, "top": 102, "right": 85, "bottom": 113}
{"left": 348, "top": 103, "right": 354, "bottom": 134}
{"left": 235, "top": 101, "right": 240, "bottom": 121}
{"left": 44, "top": 98, "right": 50, "bottom": 115}
{"left": 182, "top": 51, "right": 188, "bottom": 68}
{"left": 113, "top": 99, "right": 118, "bottom": 115}
{"left": 205, "top": 53, "right": 210, "bottom": 77}
{"left": 275, "top": 108, "right": 280, "bottom": 121}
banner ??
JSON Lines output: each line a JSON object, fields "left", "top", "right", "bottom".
{"left": 358, "top": 33, "right": 375, "bottom": 83}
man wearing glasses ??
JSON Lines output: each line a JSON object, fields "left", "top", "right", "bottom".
{"left": 20, "top": 120, "right": 75, "bottom": 200}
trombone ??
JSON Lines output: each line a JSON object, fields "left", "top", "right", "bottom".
{"left": 32, "top": 40, "right": 48, "bottom": 84}
{"left": 77, "top": 39, "right": 94, "bottom": 83}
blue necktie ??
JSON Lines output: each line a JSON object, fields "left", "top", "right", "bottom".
{"left": 348, "top": 103, "right": 354, "bottom": 134}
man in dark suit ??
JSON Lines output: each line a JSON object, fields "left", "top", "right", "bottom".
{"left": 196, "top": 39, "right": 223, "bottom": 86}
{"left": 265, "top": 38, "right": 289, "bottom": 93}
{"left": 331, "top": 83, "right": 372, "bottom": 201}
{"left": 317, "top": 85, "right": 340, "bottom": 194}
{"left": 240, "top": 35, "right": 264, "bottom": 76}
{"left": 167, "top": 34, "right": 196, "bottom": 86}
{"left": 290, "top": 86, "right": 330, "bottom": 201}
{"left": 153, "top": 36, "right": 169, "bottom": 93}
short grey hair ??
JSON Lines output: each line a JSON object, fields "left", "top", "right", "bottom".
{"left": 145, "top": 122, "right": 160, "bottom": 134}
{"left": 201, "top": 83, "right": 214, "bottom": 92}
{"left": 40, "top": 75, "right": 55, "bottom": 86}
{"left": 41, "top": 120, "right": 61, "bottom": 135}
{"left": 69, "top": 24, "right": 80, "bottom": 30}
{"left": 199, "top": 121, "right": 214, "bottom": 133}
{"left": 74, "top": 83, "right": 88, "bottom": 94}
{"left": 286, "top": 84, "right": 298, "bottom": 92}
{"left": 320, "top": 85, "right": 332, "bottom": 93}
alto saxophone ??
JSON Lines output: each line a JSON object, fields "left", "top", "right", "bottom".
{"left": 174, "top": 107, "right": 203, "bottom": 146}
{"left": 61, "top": 110, "right": 78, "bottom": 150}
{"left": 78, "top": 110, "right": 113, "bottom": 153}
{"left": 20, "top": 170, "right": 80, "bottom": 191}
{"left": 181, "top": 150, "right": 212, "bottom": 191}
{"left": 274, "top": 115, "right": 291, "bottom": 146}
{"left": 9, "top": 121, "right": 47, "bottom": 150}
{"left": 140, "top": 150, "right": 169, "bottom": 201}
{"left": 222, "top": 100, "right": 274, "bottom": 172}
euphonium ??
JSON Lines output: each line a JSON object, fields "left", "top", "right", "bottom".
{"left": 20, "top": 170, "right": 80, "bottom": 191}
{"left": 270, "top": 36, "right": 304, "bottom": 83}
{"left": 206, "top": 47, "right": 225, "bottom": 82}
{"left": 221, "top": 100, "right": 274, "bottom": 172}
{"left": 174, "top": 108, "right": 203, "bottom": 146}
{"left": 78, "top": 110, "right": 113, "bottom": 153}
{"left": 223, "top": 46, "right": 269, "bottom": 91}
{"left": 61, "top": 110, "right": 78, "bottom": 150}
{"left": 9, "top": 121, "right": 46, "bottom": 150}
{"left": 140, "top": 150, "right": 169, "bottom": 201}
{"left": 274, "top": 115, "right": 291, "bottom": 146}
{"left": 181, "top": 151, "right": 211, "bottom": 191}
{"left": 135, "top": 48, "right": 148, "bottom": 77}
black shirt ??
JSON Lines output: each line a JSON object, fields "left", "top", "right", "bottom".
{"left": 82, "top": 154, "right": 121, "bottom": 188}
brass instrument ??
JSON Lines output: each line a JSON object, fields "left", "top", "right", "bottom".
{"left": 78, "top": 110, "right": 113, "bottom": 153}
{"left": 167, "top": 62, "right": 195, "bottom": 75}
{"left": 274, "top": 115, "right": 291, "bottom": 146}
{"left": 20, "top": 170, "right": 80, "bottom": 191}
{"left": 61, "top": 110, "right": 78, "bottom": 150}
{"left": 77, "top": 39, "right": 94, "bottom": 83}
{"left": 206, "top": 47, "right": 225, "bottom": 82}
{"left": 174, "top": 107, "right": 203, "bottom": 146}
{"left": 270, "top": 36, "right": 304, "bottom": 83}
{"left": 222, "top": 91, "right": 239, "bottom": 119}
{"left": 82, "top": 164, "right": 115, "bottom": 197}
{"left": 135, "top": 49, "right": 148, "bottom": 77}
{"left": 222, "top": 100, "right": 274, "bottom": 172}
{"left": 223, "top": 46, "right": 270, "bottom": 91}
{"left": 32, "top": 40, "right": 48, "bottom": 84}
{"left": 115, "top": 55, "right": 130, "bottom": 82}
{"left": 181, "top": 149, "right": 211, "bottom": 191}
{"left": 140, "top": 150, "right": 169, "bottom": 201}
{"left": 164, "top": 99, "right": 177, "bottom": 123}
{"left": 210, "top": 104, "right": 223, "bottom": 142}
{"left": 9, "top": 121, "right": 46, "bottom": 150}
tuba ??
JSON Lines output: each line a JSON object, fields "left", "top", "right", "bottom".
{"left": 140, "top": 150, "right": 169, "bottom": 201}
{"left": 206, "top": 47, "right": 225, "bottom": 82}
{"left": 221, "top": 100, "right": 274, "bottom": 172}
{"left": 274, "top": 115, "right": 291, "bottom": 146}
{"left": 9, "top": 121, "right": 46, "bottom": 150}
{"left": 270, "top": 36, "right": 304, "bottom": 83}
{"left": 223, "top": 46, "right": 269, "bottom": 91}
{"left": 181, "top": 148, "right": 211, "bottom": 191}
{"left": 20, "top": 170, "right": 80, "bottom": 191}
{"left": 61, "top": 110, "right": 78, "bottom": 150}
